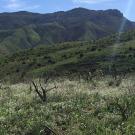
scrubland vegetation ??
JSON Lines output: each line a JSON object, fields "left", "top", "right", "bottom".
{"left": 0, "top": 7, "right": 135, "bottom": 135}
{"left": 0, "top": 29, "right": 135, "bottom": 82}
{"left": 0, "top": 29, "right": 135, "bottom": 135}
{"left": 0, "top": 73, "right": 135, "bottom": 135}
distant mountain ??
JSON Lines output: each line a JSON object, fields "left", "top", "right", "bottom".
{"left": 0, "top": 8, "right": 135, "bottom": 54}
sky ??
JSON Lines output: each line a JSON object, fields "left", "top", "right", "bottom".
{"left": 0, "top": 0, "right": 135, "bottom": 21}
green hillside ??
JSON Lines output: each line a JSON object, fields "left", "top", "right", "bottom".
{"left": 0, "top": 30, "right": 135, "bottom": 81}
{"left": 0, "top": 26, "right": 41, "bottom": 54}
{"left": 1, "top": 7, "right": 135, "bottom": 135}
{"left": 0, "top": 8, "right": 135, "bottom": 54}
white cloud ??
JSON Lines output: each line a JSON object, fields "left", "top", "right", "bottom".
{"left": 73, "top": 0, "right": 114, "bottom": 4}
{"left": 6, "top": 0, "right": 20, "bottom": 9}
{"left": 5, "top": 0, "right": 40, "bottom": 11}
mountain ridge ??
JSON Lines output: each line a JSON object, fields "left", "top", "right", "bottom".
{"left": 0, "top": 7, "right": 135, "bottom": 54}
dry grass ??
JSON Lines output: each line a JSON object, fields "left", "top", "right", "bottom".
{"left": 0, "top": 76, "right": 135, "bottom": 135}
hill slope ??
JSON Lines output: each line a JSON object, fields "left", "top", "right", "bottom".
{"left": 0, "top": 8, "right": 135, "bottom": 54}
{"left": 0, "top": 30, "right": 135, "bottom": 81}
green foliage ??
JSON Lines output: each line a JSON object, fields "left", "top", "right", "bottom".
{"left": 0, "top": 30, "right": 135, "bottom": 80}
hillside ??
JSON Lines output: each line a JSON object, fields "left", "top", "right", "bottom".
{"left": 0, "top": 30, "right": 135, "bottom": 81}
{"left": 1, "top": 76, "right": 135, "bottom": 135}
{"left": 0, "top": 8, "right": 135, "bottom": 54}
{"left": 1, "top": 4, "right": 135, "bottom": 135}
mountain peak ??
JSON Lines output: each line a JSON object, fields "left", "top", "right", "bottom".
{"left": 66, "top": 7, "right": 123, "bottom": 17}
{"left": 67, "top": 7, "right": 92, "bottom": 13}
{"left": 70, "top": 7, "right": 90, "bottom": 11}
{"left": 13, "top": 11, "right": 33, "bottom": 14}
{"left": 8, "top": 11, "right": 41, "bottom": 16}
{"left": 104, "top": 9, "right": 123, "bottom": 17}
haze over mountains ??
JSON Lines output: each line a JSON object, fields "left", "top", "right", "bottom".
{"left": 0, "top": 7, "right": 135, "bottom": 54}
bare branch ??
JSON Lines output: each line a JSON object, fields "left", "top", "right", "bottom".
{"left": 31, "top": 76, "right": 58, "bottom": 102}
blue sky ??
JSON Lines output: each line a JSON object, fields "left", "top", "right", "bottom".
{"left": 0, "top": 0, "right": 135, "bottom": 21}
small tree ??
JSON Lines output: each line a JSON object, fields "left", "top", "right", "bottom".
{"left": 31, "top": 76, "right": 57, "bottom": 102}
